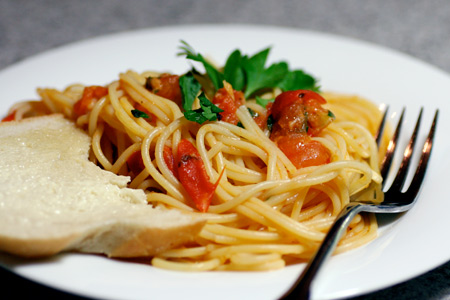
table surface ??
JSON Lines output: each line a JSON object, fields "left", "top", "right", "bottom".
{"left": 1, "top": 0, "right": 450, "bottom": 299}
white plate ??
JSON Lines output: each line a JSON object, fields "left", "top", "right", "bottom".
{"left": 0, "top": 24, "right": 449, "bottom": 300}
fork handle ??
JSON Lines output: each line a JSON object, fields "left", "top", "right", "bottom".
{"left": 280, "top": 203, "right": 364, "bottom": 300}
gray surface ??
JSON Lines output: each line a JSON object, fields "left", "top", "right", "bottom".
{"left": 1, "top": 0, "right": 450, "bottom": 299}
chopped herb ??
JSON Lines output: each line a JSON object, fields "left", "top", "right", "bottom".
{"left": 200, "top": 92, "right": 224, "bottom": 119}
{"left": 179, "top": 72, "right": 224, "bottom": 124}
{"left": 131, "top": 109, "right": 149, "bottom": 119}
{"left": 267, "top": 115, "right": 275, "bottom": 132}
{"left": 304, "top": 111, "right": 309, "bottom": 133}
{"left": 184, "top": 93, "right": 224, "bottom": 124}
{"left": 328, "top": 110, "right": 336, "bottom": 118}
{"left": 247, "top": 107, "right": 257, "bottom": 118}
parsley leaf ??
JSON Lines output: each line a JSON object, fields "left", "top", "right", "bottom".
{"left": 179, "top": 72, "right": 224, "bottom": 124}
{"left": 199, "top": 92, "right": 224, "bottom": 118}
{"left": 277, "top": 70, "right": 320, "bottom": 92}
{"left": 242, "top": 48, "right": 289, "bottom": 98}
{"left": 184, "top": 109, "right": 207, "bottom": 124}
{"left": 223, "top": 49, "right": 245, "bottom": 91}
{"left": 178, "top": 41, "right": 224, "bottom": 91}
{"left": 184, "top": 93, "right": 224, "bottom": 124}
{"left": 179, "top": 71, "right": 202, "bottom": 112}
{"left": 131, "top": 109, "right": 149, "bottom": 119}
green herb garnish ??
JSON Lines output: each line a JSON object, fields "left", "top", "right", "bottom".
{"left": 241, "top": 48, "right": 289, "bottom": 98}
{"left": 178, "top": 41, "right": 224, "bottom": 91}
{"left": 131, "top": 109, "right": 149, "bottom": 119}
{"left": 179, "top": 41, "right": 320, "bottom": 98}
{"left": 179, "top": 72, "right": 224, "bottom": 124}
{"left": 328, "top": 110, "right": 336, "bottom": 118}
{"left": 179, "top": 71, "right": 202, "bottom": 112}
{"left": 267, "top": 115, "right": 275, "bottom": 132}
{"left": 223, "top": 49, "right": 246, "bottom": 91}
{"left": 277, "top": 70, "right": 320, "bottom": 92}
{"left": 247, "top": 107, "right": 257, "bottom": 118}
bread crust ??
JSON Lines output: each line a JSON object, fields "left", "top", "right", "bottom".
{"left": 0, "top": 235, "right": 77, "bottom": 257}
{"left": 0, "top": 115, "right": 205, "bottom": 258}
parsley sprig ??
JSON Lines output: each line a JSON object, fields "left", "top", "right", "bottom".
{"left": 178, "top": 41, "right": 320, "bottom": 99}
{"left": 178, "top": 41, "right": 224, "bottom": 91}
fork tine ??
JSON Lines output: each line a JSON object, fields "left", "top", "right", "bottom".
{"left": 380, "top": 108, "right": 406, "bottom": 184}
{"left": 403, "top": 109, "right": 439, "bottom": 199}
{"left": 375, "top": 106, "right": 389, "bottom": 147}
{"left": 389, "top": 108, "right": 423, "bottom": 192}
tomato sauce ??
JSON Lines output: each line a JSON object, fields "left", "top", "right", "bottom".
{"left": 270, "top": 90, "right": 334, "bottom": 168}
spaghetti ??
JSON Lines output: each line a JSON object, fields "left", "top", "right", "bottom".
{"left": 3, "top": 47, "right": 386, "bottom": 271}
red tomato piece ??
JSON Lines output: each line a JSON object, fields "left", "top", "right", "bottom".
{"left": 147, "top": 74, "right": 182, "bottom": 106}
{"left": 270, "top": 90, "right": 334, "bottom": 169}
{"left": 176, "top": 139, "right": 218, "bottom": 212}
{"left": 253, "top": 112, "right": 268, "bottom": 129}
{"left": 270, "top": 98, "right": 308, "bottom": 140}
{"left": 73, "top": 86, "right": 108, "bottom": 116}
{"left": 213, "top": 88, "right": 245, "bottom": 125}
{"left": 271, "top": 90, "right": 332, "bottom": 137}
{"left": 271, "top": 90, "right": 326, "bottom": 120}
{"left": 1, "top": 111, "right": 16, "bottom": 122}
{"left": 276, "top": 135, "right": 330, "bottom": 168}
{"left": 163, "top": 145, "right": 176, "bottom": 176}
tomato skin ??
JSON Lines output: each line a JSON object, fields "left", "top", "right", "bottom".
{"left": 163, "top": 145, "right": 176, "bottom": 176}
{"left": 253, "top": 112, "right": 268, "bottom": 129}
{"left": 147, "top": 74, "right": 182, "bottom": 106}
{"left": 271, "top": 90, "right": 332, "bottom": 137}
{"left": 270, "top": 90, "right": 333, "bottom": 169}
{"left": 176, "top": 139, "right": 216, "bottom": 212}
{"left": 276, "top": 135, "right": 330, "bottom": 168}
{"left": 213, "top": 88, "right": 245, "bottom": 125}
{"left": 271, "top": 90, "right": 326, "bottom": 120}
{"left": 73, "top": 86, "right": 108, "bottom": 116}
{"left": 1, "top": 111, "right": 16, "bottom": 122}
{"left": 270, "top": 98, "right": 308, "bottom": 141}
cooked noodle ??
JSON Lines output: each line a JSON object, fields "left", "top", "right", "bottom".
{"left": 5, "top": 68, "right": 386, "bottom": 271}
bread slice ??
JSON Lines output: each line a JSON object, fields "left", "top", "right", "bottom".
{"left": 0, "top": 115, "right": 205, "bottom": 258}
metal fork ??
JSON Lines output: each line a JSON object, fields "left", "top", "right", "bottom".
{"left": 280, "top": 107, "right": 439, "bottom": 300}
